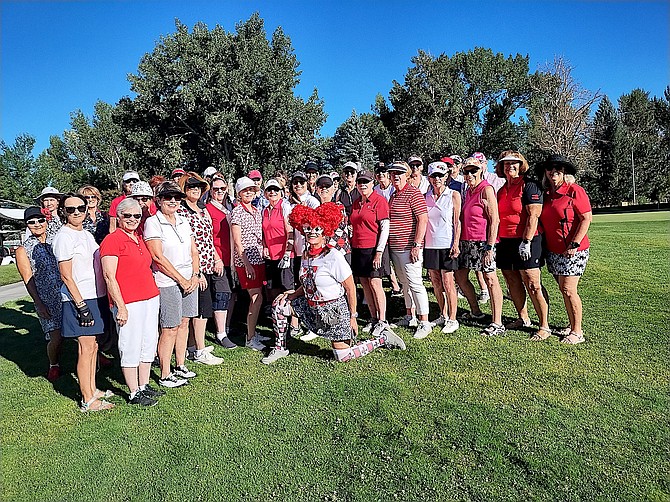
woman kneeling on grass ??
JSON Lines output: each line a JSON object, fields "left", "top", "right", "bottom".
{"left": 100, "top": 198, "right": 163, "bottom": 407}
{"left": 536, "top": 154, "right": 592, "bottom": 344}
{"left": 52, "top": 194, "right": 113, "bottom": 412}
{"left": 261, "top": 203, "right": 406, "bottom": 365}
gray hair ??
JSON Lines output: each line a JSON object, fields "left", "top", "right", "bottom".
{"left": 116, "top": 197, "right": 141, "bottom": 214}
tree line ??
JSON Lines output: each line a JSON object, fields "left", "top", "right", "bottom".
{"left": 2, "top": 13, "right": 668, "bottom": 208}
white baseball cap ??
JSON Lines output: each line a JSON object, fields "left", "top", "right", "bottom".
{"left": 235, "top": 176, "right": 259, "bottom": 194}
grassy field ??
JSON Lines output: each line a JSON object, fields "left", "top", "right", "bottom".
{"left": 0, "top": 263, "right": 21, "bottom": 287}
{"left": 1, "top": 213, "right": 669, "bottom": 501}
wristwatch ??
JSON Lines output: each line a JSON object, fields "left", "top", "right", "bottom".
{"left": 483, "top": 244, "right": 493, "bottom": 251}
{"left": 568, "top": 241, "right": 580, "bottom": 249}
{"left": 350, "top": 312, "right": 359, "bottom": 319}
{"left": 412, "top": 242, "right": 422, "bottom": 248}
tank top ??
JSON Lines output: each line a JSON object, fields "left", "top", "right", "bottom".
{"left": 461, "top": 179, "right": 491, "bottom": 241}
{"left": 425, "top": 187, "right": 455, "bottom": 249}
{"left": 262, "top": 201, "right": 288, "bottom": 260}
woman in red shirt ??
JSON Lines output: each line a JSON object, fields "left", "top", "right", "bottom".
{"left": 537, "top": 154, "right": 593, "bottom": 344}
{"left": 495, "top": 151, "right": 550, "bottom": 340}
{"left": 262, "top": 178, "right": 294, "bottom": 305}
{"left": 205, "top": 176, "right": 237, "bottom": 349}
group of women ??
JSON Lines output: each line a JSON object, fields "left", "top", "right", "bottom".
{"left": 15, "top": 150, "right": 592, "bottom": 411}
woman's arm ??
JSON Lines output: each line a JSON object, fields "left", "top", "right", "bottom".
{"left": 145, "top": 239, "right": 195, "bottom": 293}
{"left": 566, "top": 211, "right": 593, "bottom": 257}
{"left": 451, "top": 191, "right": 461, "bottom": 258}
{"left": 101, "top": 255, "right": 128, "bottom": 326}
{"left": 15, "top": 246, "right": 49, "bottom": 319}
{"left": 523, "top": 204, "right": 542, "bottom": 241}
{"left": 482, "top": 186, "right": 499, "bottom": 267}
{"left": 59, "top": 259, "right": 85, "bottom": 305}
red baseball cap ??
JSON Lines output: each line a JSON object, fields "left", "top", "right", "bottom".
{"left": 440, "top": 157, "right": 455, "bottom": 166}
{"left": 247, "top": 169, "right": 262, "bottom": 180}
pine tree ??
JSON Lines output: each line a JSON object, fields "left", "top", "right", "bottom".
{"left": 330, "top": 111, "right": 377, "bottom": 168}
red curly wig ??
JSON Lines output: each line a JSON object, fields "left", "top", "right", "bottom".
{"left": 289, "top": 202, "right": 343, "bottom": 237}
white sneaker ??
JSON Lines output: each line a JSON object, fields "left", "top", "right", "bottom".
{"left": 392, "top": 315, "right": 418, "bottom": 328}
{"left": 193, "top": 351, "right": 223, "bottom": 365}
{"left": 442, "top": 319, "right": 460, "bottom": 334}
{"left": 431, "top": 315, "right": 446, "bottom": 328}
{"left": 261, "top": 348, "right": 290, "bottom": 365}
{"left": 413, "top": 321, "right": 433, "bottom": 339}
{"left": 371, "top": 320, "right": 390, "bottom": 338}
{"left": 300, "top": 331, "right": 319, "bottom": 341}
{"left": 187, "top": 345, "right": 214, "bottom": 360}
{"left": 158, "top": 373, "right": 188, "bottom": 388}
{"left": 456, "top": 286, "right": 465, "bottom": 299}
{"left": 477, "top": 290, "right": 490, "bottom": 304}
{"left": 173, "top": 365, "right": 196, "bottom": 378}
{"left": 245, "top": 335, "right": 266, "bottom": 351}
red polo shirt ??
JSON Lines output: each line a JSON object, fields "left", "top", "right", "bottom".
{"left": 497, "top": 178, "right": 542, "bottom": 239}
{"left": 99, "top": 229, "right": 159, "bottom": 304}
{"left": 540, "top": 183, "right": 591, "bottom": 254}
{"left": 206, "top": 203, "right": 232, "bottom": 267}
{"left": 350, "top": 191, "right": 389, "bottom": 249}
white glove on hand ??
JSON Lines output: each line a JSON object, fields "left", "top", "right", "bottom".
{"left": 278, "top": 253, "right": 291, "bottom": 269}
{"left": 518, "top": 240, "right": 531, "bottom": 261}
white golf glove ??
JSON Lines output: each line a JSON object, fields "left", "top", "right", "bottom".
{"left": 518, "top": 240, "right": 531, "bottom": 261}
{"left": 278, "top": 253, "right": 291, "bottom": 269}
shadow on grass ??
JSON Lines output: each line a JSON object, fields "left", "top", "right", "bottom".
{"left": 0, "top": 300, "right": 127, "bottom": 403}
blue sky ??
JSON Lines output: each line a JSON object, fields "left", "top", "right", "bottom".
{"left": 2, "top": 0, "right": 668, "bottom": 155}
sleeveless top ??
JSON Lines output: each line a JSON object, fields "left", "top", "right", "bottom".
{"left": 425, "top": 187, "right": 455, "bottom": 249}
{"left": 262, "top": 200, "right": 289, "bottom": 260}
{"left": 461, "top": 179, "right": 491, "bottom": 242}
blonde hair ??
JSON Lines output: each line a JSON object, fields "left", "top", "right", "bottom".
{"left": 77, "top": 185, "right": 101, "bottom": 201}
{"left": 495, "top": 150, "right": 529, "bottom": 178}
{"left": 542, "top": 172, "right": 576, "bottom": 190}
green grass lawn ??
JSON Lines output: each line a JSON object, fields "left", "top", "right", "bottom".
{"left": 1, "top": 213, "right": 669, "bottom": 501}
{"left": 0, "top": 263, "right": 21, "bottom": 287}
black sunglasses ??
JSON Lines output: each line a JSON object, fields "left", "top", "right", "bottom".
{"left": 265, "top": 187, "right": 280, "bottom": 193}
{"left": 463, "top": 168, "right": 481, "bottom": 175}
{"left": 26, "top": 217, "right": 47, "bottom": 226}
{"left": 292, "top": 180, "right": 306, "bottom": 185}
{"left": 83, "top": 195, "right": 97, "bottom": 200}
{"left": 64, "top": 205, "right": 86, "bottom": 214}
{"left": 211, "top": 187, "right": 226, "bottom": 192}
{"left": 121, "top": 213, "right": 142, "bottom": 220}
{"left": 161, "top": 195, "right": 183, "bottom": 201}
{"left": 124, "top": 179, "right": 140, "bottom": 184}
{"left": 136, "top": 196, "right": 152, "bottom": 202}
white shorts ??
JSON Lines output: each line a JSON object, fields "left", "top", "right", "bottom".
{"left": 115, "top": 295, "right": 160, "bottom": 367}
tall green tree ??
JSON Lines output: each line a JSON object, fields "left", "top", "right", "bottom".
{"left": 583, "top": 96, "right": 625, "bottom": 206}
{"left": 369, "top": 47, "right": 532, "bottom": 161}
{"left": 0, "top": 134, "right": 37, "bottom": 203}
{"left": 329, "top": 111, "right": 377, "bottom": 167}
{"left": 618, "top": 88, "right": 666, "bottom": 203}
{"left": 115, "top": 14, "right": 326, "bottom": 180}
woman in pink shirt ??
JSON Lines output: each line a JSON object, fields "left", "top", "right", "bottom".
{"left": 262, "top": 178, "right": 294, "bottom": 305}
{"left": 454, "top": 156, "right": 505, "bottom": 336}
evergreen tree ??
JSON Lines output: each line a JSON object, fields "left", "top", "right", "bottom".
{"left": 330, "top": 111, "right": 377, "bottom": 168}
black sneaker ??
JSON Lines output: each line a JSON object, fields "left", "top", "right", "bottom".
{"left": 142, "top": 384, "right": 165, "bottom": 398}
{"left": 128, "top": 390, "right": 157, "bottom": 407}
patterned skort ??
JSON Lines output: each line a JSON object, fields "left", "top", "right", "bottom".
{"left": 291, "top": 295, "right": 353, "bottom": 341}
{"left": 546, "top": 249, "right": 590, "bottom": 276}
{"left": 459, "top": 240, "right": 496, "bottom": 273}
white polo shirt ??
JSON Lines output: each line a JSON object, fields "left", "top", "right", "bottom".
{"left": 424, "top": 187, "right": 456, "bottom": 249}
{"left": 143, "top": 211, "right": 194, "bottom": 288}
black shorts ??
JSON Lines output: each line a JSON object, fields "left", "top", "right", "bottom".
{"left": 351, "top": 247, "right": 391, "bottom": 278}
{"left": 496, "top": 235, "right": 544, "bottom": 271}
{"left": 423, "top": 248, "right": 458, "bottom": 271}
{"left": 197, "top": 273, "right": 214, "bottom": 318}
{"left": 211, "top": 268, "right": 233, "bottom": 311}
{"left": 265, "top": 259, "right": 295, "bottom": 291}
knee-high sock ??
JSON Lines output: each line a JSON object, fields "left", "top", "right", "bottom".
{"left": 333, "top": 334, "right": 387, "bottom": 362}
{"left": 272, "top": 298, "right": 292, "bottom": 350}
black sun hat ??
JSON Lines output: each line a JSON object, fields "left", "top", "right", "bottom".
{"left": 535, "top": 154, "right": 577, "bottom": 179}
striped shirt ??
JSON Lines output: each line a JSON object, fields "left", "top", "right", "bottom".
{"left": 388, "top": 183, "right": 427, "bottom": 251}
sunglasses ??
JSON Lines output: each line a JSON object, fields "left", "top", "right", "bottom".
{"left": 64, "top": 205, "right": 86, "bottom": 214}
{"left": 429, "top": 173, "right": 446, "bottom": 178}
{"left": 545, "top": 166, "right": 565, "bottom": 172}
{"left": 186, "top": 185, "right": 202, "bottom": 191}
{"left": 211, "top": 187, "right": 226, "bottom": 192}
{"left": 463, "top": 168, "right": 480, "bottom": 175}
{"left": 265, "top": 188, "right": 280, "bottom": 193}
{"left": 83, "top": 195, "right": 98, "bottom": 200}
{"left": 343, "top": 171, "right": 356, "bottom": 176}
{"left": 316, "top": 184, "right": 333, "bottom": 190}
{"left": 121, "top": 213, "right": 142, "bottom": 220}
{"left": 161, "top": 195, "right": 183, "bottom": 201}
{"left": 292, "top": 180, "right": 306, "bottom": 185}
{"left": 356, "top": 179, "right": 372, "bottom": 185}
{"left": 135, "top": 196, "right": 152, "bottom": 202}
{"left": 124, "top": 179, "right": 140, "bottom": 184}
{"left": 410, "top": 164, "right": 422, "bottom": 169}
{"left": 303, "top": 225, "right": 324, "bottom": 235}
{"left": 26, "top": 217, "right": 47, "bottom": 226}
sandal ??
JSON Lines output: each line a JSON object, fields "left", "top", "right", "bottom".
{"left": 560, "top": 331, "right": 585, "bottom": 345}
{"left": 481, "top": 323, "right": 506, "bottom": 337}
{"left": 505, "top": 318, "right": 532, "bottom": 330}
{"left": 529, "top": 327, "right": 552, "bottom": 341}
{"left": 80, "top": 397, "right": 115, "bottom": 412}
{"left": 553, "top": 327, "right": 571, "bottom": 337}
{"left": 93, "top": 389, "right": 114, "bottom": 400}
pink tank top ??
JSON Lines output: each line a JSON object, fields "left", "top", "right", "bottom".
{"left": 461, "top": 180, "right": 491, "bottom": 241}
